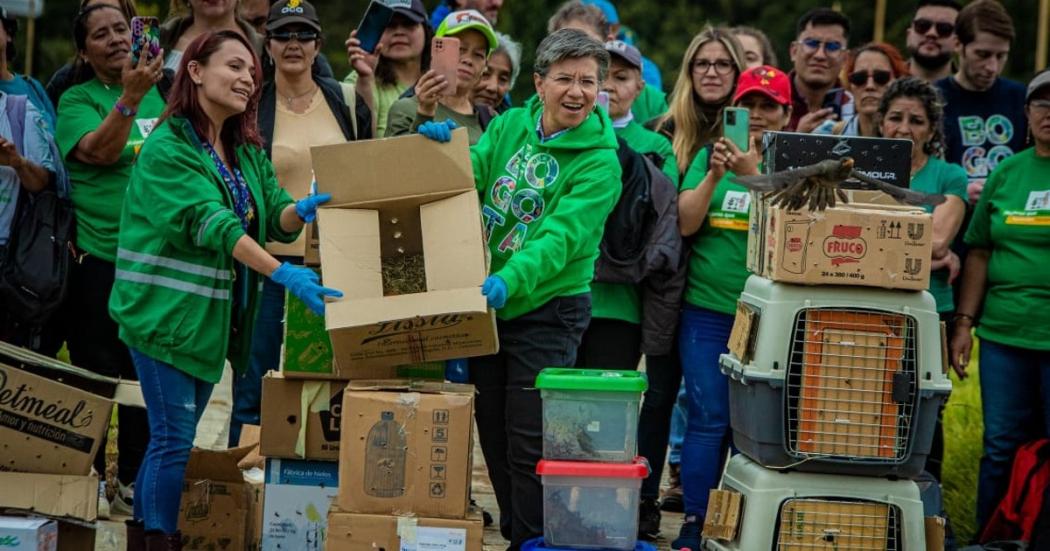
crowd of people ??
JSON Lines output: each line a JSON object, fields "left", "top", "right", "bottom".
{"left": 0, "top": 0, "right": 1047, "bottom": 549}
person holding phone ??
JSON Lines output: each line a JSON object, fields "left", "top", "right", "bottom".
{"left": 787, "top": 8, "right": 853, "bottom": 133}
{"left": 385, "top": 9, "right": 497, "bottom": 144}
{"left": 671, "top": 65, "right": 792, "bottom": 550}
{"left": 53, "top": 2, "right": 168, "bottom": 519}
{"left": 110, "top": 30, "right": 340, "bottom": 549}
{"left": 345, "top": 0, "right": 431, "bottom": 137}
{"left": 233, "top": 0, "right": 372, "bottom": 447}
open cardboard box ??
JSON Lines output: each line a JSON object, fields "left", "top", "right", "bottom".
{"left": 178, "top": 445, "right": 261, "bottom": 551}
{"left": 311, "top": 130, "right": 498, "bottom": 377}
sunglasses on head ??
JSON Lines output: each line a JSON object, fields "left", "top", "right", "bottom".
{"left": 912, "top": 18, "right": 954, "bottom": 38}
{"left": 270, "top": 30, "right": 320, "bottom": 42}
{"left": 848, "top": 69, "right": 893, "bottom": 87}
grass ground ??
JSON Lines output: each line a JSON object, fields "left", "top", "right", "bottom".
{"left": 942, "top": 340, "right": 982, "bottom": 543}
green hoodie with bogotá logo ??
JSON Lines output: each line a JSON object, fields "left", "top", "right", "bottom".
{"left": 471, "top": 95, "right": 622, "bottom": 320}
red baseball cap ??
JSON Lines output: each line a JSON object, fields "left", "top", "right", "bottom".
{"left": 733, "top": 65, "right": 792, "bottom": 106}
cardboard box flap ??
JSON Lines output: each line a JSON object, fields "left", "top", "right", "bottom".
{"left": 185, "top": 445, "right": 256, "bottom": 482}
{"left": 317, "top": 208, "right": 382, "bottom": 300}
{"left": 346, "top": 379, "right": 474, "bottom": 395}
{"left": 326, "top": 287, "right": 488, "bottom": 329}
{"left": 421, "top": 192, "right": 487, "bottom": 290}
{"left": 0, "top": 342, "right": 131, "bottom": 405}
{"left": 0, "top": 472, "right": 99, "bottom": 522}
{"left": 312, "top": 129, "right": 473, "bottom": 206}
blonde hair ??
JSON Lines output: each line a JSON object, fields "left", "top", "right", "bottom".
{"left": 660, "top": 27, "right": 745, "bottom": 173}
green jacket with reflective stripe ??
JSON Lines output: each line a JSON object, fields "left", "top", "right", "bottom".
{"left": 108, "top": 117, "right": 298, "bottom": 383}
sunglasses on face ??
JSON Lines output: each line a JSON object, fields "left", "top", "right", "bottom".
{"left": 912, "top": 18, "right": 954, "bottom": 38}
{"left": 799, "top": 38, "right": 844, "bottom": 55}
{"left": 848, "top": 69, "right": 893, "bottom": 87}
{"left": 270, "top": 30, "right": 320, "bottom": 43}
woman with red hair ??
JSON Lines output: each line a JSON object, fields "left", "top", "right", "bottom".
{"left": 108, "top": 30, "right": 341, "bottom": 550}
{"left": 817, "top": 42, "right": 910, "bottom": 136}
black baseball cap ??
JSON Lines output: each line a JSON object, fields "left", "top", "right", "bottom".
{"left": 389, "top": 0, "right": 428, "bottom": 25}
{"left": 267, "top": 0, "right": 322, "bottom": 33}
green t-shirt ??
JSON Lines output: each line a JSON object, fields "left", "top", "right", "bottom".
{"left": 591, "top": 120, "right": 679, "bottom": 324}
{"left": 910, "top": 156, "right": 968, "bottom": 313}
{"left": 56, "top": 80, "right": 166, "bottom": 262}
{"left": 964, "top": 148, "right": 1050, "bottom": 350}
{"left": 632, "top": 84, "right": 668, "bottom": 126}
{"left": 680, "top": 148, "right": 752, "bottom": 315}
{"left": 344, "top": 71, "right": 409, "bottom": 138}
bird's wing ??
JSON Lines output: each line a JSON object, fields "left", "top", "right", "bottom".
{"left": 732, "top": 163, "right": 829, "bottom": 192}
{"left": 849, "top": 170, "right": 947, "bottom": 206}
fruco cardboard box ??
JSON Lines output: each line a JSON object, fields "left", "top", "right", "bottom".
{"left": 336, "top": 381, "right": 474, "bottom": 519}
{"left": 260, "top": 372, "right": 348, "bottom": 461}
{"left": 0, "top": 362, "right": 113, "bottom": 476}
{"left": 748, "top": 200, "right": 933, "bottom": 290}
{"left": 311, "top": 130, "right": 498, "bottom": 377}
{"left": 325, "top": 507, "right": 484, "bottom": 551}
{"left": 261, "top": 458, "right": 339, "bottom": 551}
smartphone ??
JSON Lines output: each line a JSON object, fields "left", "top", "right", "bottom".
{"left": 596, "top": 91, "right": 610, "bottom": 112}
{"left": 130, "top": 16, "right": 161, "bottom": 65}
{"left": 430, "top": 37, "right": 460, "bottom": 95}
{"left": 355, "top": 0, "right": 395, "bottom": 54}
{"left": 723, "top": 107, "right": 750, "bottom": 152}
{"left": 822, "top": 88, "right": 845, "bottom": 120}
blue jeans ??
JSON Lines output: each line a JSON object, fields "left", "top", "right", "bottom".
{"left": 668, "top": 383, "right": 687, "bottom": 464}
{"left": 976, "top": 338, "right": 1050, "bottom": 528}
{"left": 131, "top": 349, "right": 214, "bottom": 533}
{"left": 677, "top": 305, "right": 734, "bottom": 517}
{"left": 230, "top": 267, "right": 288, "bottom": 446}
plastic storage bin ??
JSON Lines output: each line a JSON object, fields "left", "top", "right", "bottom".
{"left": 536, "top": 458, "right": 649, "bottom": 550}
{"left": 720, "top": 275, "right": 951, "bottom": 478}
{"left": 536, "top": 368, "right": 648, "bottom": 462}
{"left": 704, "top": 454, "right": 926, "bottom": 551}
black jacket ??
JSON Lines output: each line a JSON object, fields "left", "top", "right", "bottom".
{"left": 594, "top": 137, "right": 685, "bottom": 356}
{"left": 257, "top": 76, "right": 373, "bottom": 157}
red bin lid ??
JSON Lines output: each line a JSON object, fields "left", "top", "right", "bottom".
{"left": 536, "top": 457, "right": 650, "bottom": 479}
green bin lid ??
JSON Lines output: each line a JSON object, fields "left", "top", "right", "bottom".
{"left": 534, "top": 368, "right": 648, "bottom": 393}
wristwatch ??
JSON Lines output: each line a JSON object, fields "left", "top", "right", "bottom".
{"left": 114, "top": 101, "right": 137, "bottom": 118}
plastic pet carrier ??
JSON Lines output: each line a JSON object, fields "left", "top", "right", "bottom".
{"left": 704, "top": 454, "right": 926, "bottom": 551}
{"left": 720, "top": 275, "right": 951, "bottom": 477}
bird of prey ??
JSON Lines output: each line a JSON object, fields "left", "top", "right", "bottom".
{"left": 732, "top": 157, "right": 946, "bottom": 211}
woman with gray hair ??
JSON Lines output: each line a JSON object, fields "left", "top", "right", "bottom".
{"left": 473, "top": 31, "right": 521, "bottom": 113}
{"left": 420, "top": 27, "right": 623, "bottom": 548}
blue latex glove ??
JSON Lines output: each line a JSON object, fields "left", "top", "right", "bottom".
{"left": 444, "top": 358, "right": 470, "bottom": 383}
{"left": 295, "top": 192, "right": 332, "bottom": 223}
{"left": 481, "top": 275, "right": 507, "bottom": 309}
{"left": 271, "top": 262, "right": 343, "bottom": 316}
{"left": 417, "top": 119, "right": 459, "bottom": 142}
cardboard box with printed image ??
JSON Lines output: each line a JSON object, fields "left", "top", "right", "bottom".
{"left": 336, "top": 380, "right": 474, "bottom": 519}
{"left": 310, "top": 130, "right": 498, "bottom": 377}
{"left": 324, "top": 507, "right": 484, "bottom": 551}
{"left": 747, "top": 199, "right": 933, "bottom": 290}
{"left": 260, "top": 458, "right": 339, "bottom": 551}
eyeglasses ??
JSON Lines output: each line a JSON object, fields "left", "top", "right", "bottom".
{"left": 848, "top": 69, "right": 893, "bottom": 87}
{"left": 692, "top": 59, "right": 735, "bottom": 76}
{"left": 912, "top": 18, "right": 954, "bottom": 38}
{"left": 547, "top": 75, "right": 599, "bottom": 91}
{"left": 799, "top": 38, "right": 844, "bottom": 55}
{"left": 269, "top": 30, "right": 320, "bottom": 43}
{"left": 1030, "top": 99, "right": 1050, "bottom": 115}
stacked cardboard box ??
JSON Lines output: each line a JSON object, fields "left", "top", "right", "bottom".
{"left": 255, "top": 130, "right": 493, "bottom": 550}
{"left": 0, "top": 344, "right": 119, "bottom": 549}
{"left": 325, "top": 380, "right": 482, "bottom": 549}
{"left": 704, "top": 133, "right": 949, "bottom": 550}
